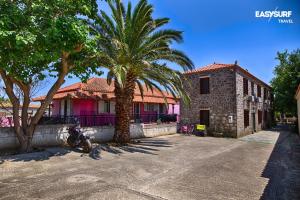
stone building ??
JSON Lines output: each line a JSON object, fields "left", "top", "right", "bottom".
{"left": 180, "top": 63, "right": 273, "bottom": 138}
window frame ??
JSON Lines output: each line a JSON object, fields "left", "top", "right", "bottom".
{"left": 199, "top": 109, "right": 210, "bottom": 127}
{"left": 103, "top": 101, "right": 110, "bottom": 113}
{"left": 199, "top": 77, "right": 210, "bottom": 94}
{"left": 144, "top": 103, "right": 157, "bottom": 112}
{"left": 257, "top": 85, "right": 261, "bottom": 97}
{"left": 251, "top": 82, "right": 254, "bottom": 96}
{"left": 244, "top": 110, "right": 249, "bottom": 128}
{"left": 264, "top": 88, "right": 268, "bottom": 100}
{"left": 243, "top": 78, "right": 248, "bottom": 96}
{"left": 258, "top": 110, "right": 262, "bottom": 124}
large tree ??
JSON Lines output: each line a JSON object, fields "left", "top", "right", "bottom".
{"left": 271, "top": 49, "right": 300, "bottom": 116}
{"left": 0, "top": 0, "right": 100, "bottom": 152}
{"left": 90, "top": 0, "right": 194, "bottom": 143}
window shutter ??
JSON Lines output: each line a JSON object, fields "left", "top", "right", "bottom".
{"left": 200, "top": 110, "right": 210, "bottom": 127}
{"left": 243, "top": 78, "right": 248, "bottom": 96}
{"left": 257, "top": 85, "right": 261, "bottom": 97}
{"left": 200, "top": 77, "right": 210, "bottom": 94}
{"left": 244, "top": 110, "right": 249, "bottom": 127}
{"left": 258, "top": 110, "right": 262, "bottom": 124}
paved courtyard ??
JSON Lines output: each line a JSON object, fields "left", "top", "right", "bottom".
{"left": 0, "top": 126, "right": 300, "bottom": 200}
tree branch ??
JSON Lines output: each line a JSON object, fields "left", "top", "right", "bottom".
{"left": 0, "top": 69, "right": 25, "bottom": 142}
{"left": 29, "top": 51, "right": 70, "bottom": 126}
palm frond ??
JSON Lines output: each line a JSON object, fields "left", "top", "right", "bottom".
{"left": 93, "top": 0, "right": 194, "bottom": 106}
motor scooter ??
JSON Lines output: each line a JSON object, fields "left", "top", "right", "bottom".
{"left": 67, "top": 121, "right": 92, "bottom": 153}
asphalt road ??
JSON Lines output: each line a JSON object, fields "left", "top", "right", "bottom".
{"left": 0, "top": 126, "right": 299, "bottom": 200}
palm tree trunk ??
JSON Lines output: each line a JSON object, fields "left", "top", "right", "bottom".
{"left": 113, "top": 76, "right": 136, "bottom": 144}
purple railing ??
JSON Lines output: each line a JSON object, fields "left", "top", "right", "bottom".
{"left": 38, "top": 114, "right": 177, "bottom": 127}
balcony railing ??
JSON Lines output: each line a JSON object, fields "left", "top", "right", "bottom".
{"left": 38, "top": 114, "right": 178, "bottom": 127}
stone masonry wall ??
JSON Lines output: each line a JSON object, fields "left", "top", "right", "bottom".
{"left": 235, "top": 69, "right": 273, "bottom": 137}
{"left": 181, "top": 68, "right": 237, "bottom": 137}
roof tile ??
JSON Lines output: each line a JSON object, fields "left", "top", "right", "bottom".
{"left": 33, "top": 78, "right": 177, "bottom": 104}
{"left": 184, "top": 63, "right": 271, "bottom": 88}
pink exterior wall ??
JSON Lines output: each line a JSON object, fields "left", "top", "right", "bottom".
{"left": 51, "top": 99, "right": 178, "bottom": 117}
{"left": 52, "top": 100, "right": 61, "bottom": 115}
{"left": 72, "top": 99, "right": 97, "bottom": 115}
{"left": 168, "top": 104, "right": 180, "bottom": 115}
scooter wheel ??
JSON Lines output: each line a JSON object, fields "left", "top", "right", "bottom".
{"left": 67, "top": 137, "right": 76, "bottom": 148}
{"left": 82, "top": 140, "right": 92, "bottom": 153}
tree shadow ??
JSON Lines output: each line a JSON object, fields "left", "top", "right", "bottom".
{"left": 95, "top": 138, "right": 172, "bottom": 157}
{"left": 1, "top": 138, "right": 173, "bottom": 162}
{"left": 260, "top": 125, "right": 300, "bottom": 200}
{"left": 0, "top": 147, "right": 72, "bottom": 163}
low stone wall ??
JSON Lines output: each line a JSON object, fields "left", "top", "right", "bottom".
{"left": 0, "top": 123, "right": 177, "bottom": 150}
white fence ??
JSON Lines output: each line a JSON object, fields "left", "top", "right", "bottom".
{"left": 0, "top": 123, "right": 177, "bottom": 150}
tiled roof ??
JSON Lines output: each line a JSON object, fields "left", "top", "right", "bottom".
{"left": 133, "top": 96, "right": 176, "bottom": 104}
{"left": 184, "top": 63, "right": 271, "bottom": 88}
{"left": 0, "top": 102, "right": 40, "bottom": 109}
{"left": 33, "top": 78, "right": 177, "bottom": 104}
{"left": 184, "top": 63, "right": 235, "bottom": 74}
{"left": 57, "top": 82, "right": 83, "bottom": 93}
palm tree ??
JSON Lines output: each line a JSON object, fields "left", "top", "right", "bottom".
{"left": 90, "top": 0, "right": 194, "bottom": 144}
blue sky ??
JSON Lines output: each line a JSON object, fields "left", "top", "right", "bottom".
{"left": 39, "top": 0, "right": 300, "bottom": 96}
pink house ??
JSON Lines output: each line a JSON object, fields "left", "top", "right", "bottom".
{"left": 34, "top": 78, "right": 180, "bottom": 126}
{"left": 0, "top": 102, "right": 40, "bottom": 127}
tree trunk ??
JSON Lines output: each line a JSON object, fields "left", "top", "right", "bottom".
{"left": 113, "top": 75, "right": 136, "bottom": 144}
{"left": 19, "top": 133, "right": 33, "bottom": 153}
{"left": 0, "top": 51, "right": 71, "bottom": 153}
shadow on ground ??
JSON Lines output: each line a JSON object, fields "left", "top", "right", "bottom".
{"left": 260, "top": 125, "right": 300, "bottom": 200}
{"left": 0, "top": 138, "right": 173, "bottom": 163}
{"left": 0, "top": 147, "right": 73, "bottom": 163}
{"left": 91, "top": 138, "right": 173, "bottom": 158}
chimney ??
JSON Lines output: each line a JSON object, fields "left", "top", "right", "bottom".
{"left": 234, "top": 60, "right": 238, "bottom": 65}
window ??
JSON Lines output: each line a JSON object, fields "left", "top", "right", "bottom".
{"left": 243, "top": 78, "right": 248, "bottom": 96}
{"left": 200, "top": 77, "right": 210, "bottom": 94}
{"left": 199, "top": 110, "right": 210, "bottom": 127}
{"left": 244, "top": 110, "right": 249, "bottom": 127}
{"left": 258, "top": 110, "right": 262, "bottom": 124}
{"left": 60, "top": 99, "right": 68, "bottom": 116}
{"left": 251, "top": 82, "right": 254, "bottom": 96}
{"left": 257, "top": 85, "right": 261, "bottom": 97}
{"left": 144, "top": 103, "right": 157, "bottom": 112}
{"left": 99, "top": 100, "right": 110, "bottom": 113}
{"left": 104, "top": 101, "right": 110, "bottom": 113}
{"left": 264, "top": 88, "right": 268, "bottom": 100}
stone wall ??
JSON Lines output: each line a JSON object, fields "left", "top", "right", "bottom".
{"left": 0, "top": 123, "right": 177, "bottom": 150}
{"left": 181, "top": 67, "right": 273, "bottom": 138}
{"left": 181, "top": 68, "right": 237, "bottom": 137}
{"left": 235, "top": 69, "right": 273, "bottom": 137}
{"left": 235, "top": 71, "right": 252, "bottom": 137}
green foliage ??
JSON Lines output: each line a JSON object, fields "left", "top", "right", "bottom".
{"left": 0, "top": 96, "right": 7, "bottom": 102}
{"left": 90, "top": 0, "right": 194, "bottom": 104}
{"left": 271, "top": 49, "right": 300, "bottom": 115}
{"left": 0, "top": 0, "right": 99, "bottom": 84}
